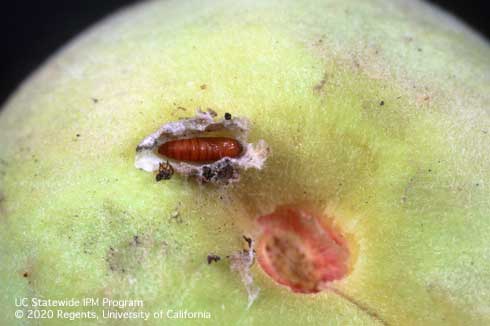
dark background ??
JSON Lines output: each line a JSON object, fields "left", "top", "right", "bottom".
{"left": 1, "top": 0, "right": 489, "bottom": 108}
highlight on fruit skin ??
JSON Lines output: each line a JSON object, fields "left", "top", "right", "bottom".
{"left": 134, "top": 109, "right": 269, "bottom": 185}
{"left": 256, "top": 206, "right": 352, "bottom": 294}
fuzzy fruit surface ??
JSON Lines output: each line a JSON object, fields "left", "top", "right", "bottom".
{"left": 0, "top": 0, "right": 490, "bottom": 325}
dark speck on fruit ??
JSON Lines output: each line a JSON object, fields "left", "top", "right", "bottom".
{"left": 133, "top": 235, "right": 141, "bottom": 245}
{"left": 243, "top": 235, "right": 253, "bottom": 249}
{"left": 207, "top": 254, "right": 221, "bottom": 264}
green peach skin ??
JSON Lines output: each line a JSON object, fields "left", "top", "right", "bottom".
{"left": 1, "top": 0, "right": 489, "bottom": 325}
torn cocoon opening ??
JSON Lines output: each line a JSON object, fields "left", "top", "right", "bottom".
{"left": 135, "top": 109, "right": 270, "bottom": 185}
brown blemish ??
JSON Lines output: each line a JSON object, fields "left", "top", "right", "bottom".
{"left": 200, "top": 84, "right": 207, "bottom": 90}
{"left": 169, "top": 204, "right": 183, "bottom": 224}
{"left": 207, "top": 254, "right": 221, "bottom": 264}
{"left": 313, "top": 72, "right": 328, "bottom": 94}
{"left": 170, "top": 106, "right": 187, "bottom": 117}
{"left": 242, "top": 235, "right": 253, "bottom": 250}
{"left": 353, "top": 58, "right": 361, "bottom": 69}
{"left": 133, "top": 235, "right": 141, "bottom": 246}
{"left": 0, "top": 191, "right": 5, "bottom": 219}
{"left": 18, "top": 262, "right": 35, "bottom": 285}
{"left": 331, "top": 288, "right": 389, "bottom": 326}
{"left": 401, "top": 175, "right": 416, "bottom": 204}
{"left": 0, "top": 158, "right": 7, "bottom": 178}
{"left": 416, "top": 94, "right": 431, "bottom": 105}
{"left": 92, "top": 98, "right": 99, "bottom": 103}
{"left": 313, "top": 35, "right": 326, "bottom": 47}
{"left": 313, "top": 38, "right": 324, "bottom": 47}
{"left": 105, "top": 235, "right": 167, "bottom": 274}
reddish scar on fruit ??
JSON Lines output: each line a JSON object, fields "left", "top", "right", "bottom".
{"left": 158, "top": 137, "right": 243, "bottom": 162}
{"left": 256, "top": 206, "right": 351, "bottom": 293}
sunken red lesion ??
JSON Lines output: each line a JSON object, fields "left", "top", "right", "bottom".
{"left": 256, "top": 206, "right": 351, "bottom": 293}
